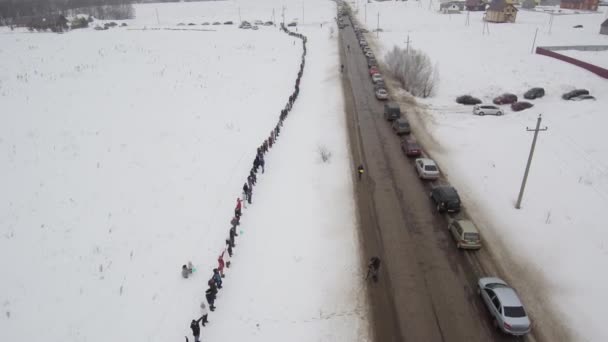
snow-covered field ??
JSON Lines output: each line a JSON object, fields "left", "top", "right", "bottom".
{"left": 352, "top": 1, "right": 608, "bottom": 340}
{"left": 0, "top": 1, "right": 368, "bottom": 341}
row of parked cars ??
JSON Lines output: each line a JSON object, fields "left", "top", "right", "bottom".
{"left": 344, "top": 9, "right": 532, "bottom": 335}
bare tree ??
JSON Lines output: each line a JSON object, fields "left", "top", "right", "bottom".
{"left": 384, "top": 45, "right": 439, "bottom": 98}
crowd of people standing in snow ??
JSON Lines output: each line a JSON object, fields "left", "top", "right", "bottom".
{"left": 184, "top": 24, "right": 308, "bottom": 342}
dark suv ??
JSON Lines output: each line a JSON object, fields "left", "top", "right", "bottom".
{"left": 384, "top": 102, "right": 401, "bottom": 121}
{"left": 430, "top": 186, "right": 461, "bottom": 213}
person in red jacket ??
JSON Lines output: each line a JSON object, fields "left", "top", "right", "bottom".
{"left": 217, "top": 251, "right": 225, "bottom": 278}
{"left": 235, "top": 198, "right": 242, "bottom": 217}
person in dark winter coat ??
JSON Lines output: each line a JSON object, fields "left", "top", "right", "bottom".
{"left": 231, "top": 216, "right": 239, "bottom": 229}
{"left": 212, "top": 268, "right": 222, "bottom": 288}
{"left": 225, "top": 239, "right": 233, "bottom": 258}
{"left": 190, "top": 319, "right": 201, "bottom": 342}
{"left": 229, "top": 226, "right": 238, "bottom": 247}
{"left": 182, "top": 264, "right": 192, "bottom": 279}
{"left": 250, "top": 171, "right": 257, "bottom": 185}
{"left": 205, "top": 288, "right": 216, "bottom": 311}
{"left": 260, "top": 158, "right": 265, "bottom": 173}
{"left": 243, "top": 183, "right": 249, "bottom": 202}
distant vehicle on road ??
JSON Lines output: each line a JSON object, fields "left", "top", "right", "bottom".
{"left": 287, "top": 22, "right": 297, "bottom": 27}
{"left": 384, "top": 102, "right": 401, "bottom": 120}
{"left": 369, "top": 66, "right": 379, "bottom": 76}
{"left": 224, "top": 21, "right": 233, "bottom": 25}
{"left": 448, "top": 219, "right": 481, "bottom": 249}
{"left": 212, "top": 22, "right": 221, "bottom": 25}
{"left": 478, "top": 277, "right": 531, "bottom": 336}
{"left": 375, "top": 88, "right": 389, "bottom": 100}
{"left": 429, "top": 186, "right": 461, "bottom": 213}
{"left": 415, "top": 158, "right": 440, "bottom": 180}
{"left": 401, "top": 139, "right": 422, "bottom": 157}
{"left": 511, "top": 101, "right": 533, "bottom": 112}
{"left": 372, "top": 73, "right": 384, "bottom": 84}
{"left": 365, "top": 51, "right": 375, "bottom": 58}
{"left": 473, "top": 104, "right": 503, "bottom": 116}
{"left": 392, "top": 118, "right": 411, "bottom": 135}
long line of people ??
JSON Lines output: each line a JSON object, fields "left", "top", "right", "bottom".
{"left": 184, "top": 24, "right": 308, "bottom": 342}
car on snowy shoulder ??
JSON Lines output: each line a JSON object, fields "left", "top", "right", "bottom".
{"left": 401, "top": 139, "right": 422, "bottom": 157}
{"left": 562, "top": 89, "right": 589, "bottom": 100}
{"left": 448, "top": 219, "right": 481, "bottom": 250}
{"left": 478, "top": 277, "right": 531, "bottom": 336}
{"left": 429, "top": 185, "right": 461, "bottom": 213}
{"left": 415, "top": 158, "right": 440, "bottom": 180}
{"left": 391, "top": 118, "right": 411, "bottom": 135}
{"left": 372, "top": 73, "right": 384, "bottom": 84}
{"left": 375, "top": 88, "right": 389, "bottom": 100}
{"left": 492, "top": 93, "right": 518, "bottom": 105}
{"left": 369, "top": 66, "right": 379, "bottom": 76}
{"left": 523, "top": 87, "right": 545, "bottom": 100}
{"left": 287, "top": 22, "right": 297, "bottom": 27}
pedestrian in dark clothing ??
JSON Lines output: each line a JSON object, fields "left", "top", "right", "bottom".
{"left": 243, "top": 183, "right": 249, "bottom": 202}
{"left": 205, "top": 288, "right": 216, "bottom": 311}
{"left": 231, "top": 216, "right": 239, "bottom": 228}
{"left": 260, "top": 158, "right": 265, "bottom": 173}
{"left": 246, "top": 187, "right": 252, "bottom": 204}
{"left": 212, "top": 268, "right": 223, "bottom": 289}
{"left": 229, "top": 226, "right": 238, "bottom": 247}
{"left": 357, "top": 164, "right": 365, "bottom": 180}
{"left": 247, "top": 175, "right": 253, "bottom": 190}
{"left": 250, "top": 171, "right": 257, "bottom": 185}
{"left": 226, "top": 239, "right": 233, "bottom": 258}
{"left": 190, "top": 319, "right": 201, "bottom": 342}
{"left": 366, "top": 256, "right": 382, "bottom": 282}
{"left": 269, "top": 135, "right": 274, "bottom": 147}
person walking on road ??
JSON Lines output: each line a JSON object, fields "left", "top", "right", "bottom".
{"left": 229, "top": 226, "right": 238, "bottom": 248}
{"left": 357, "top": 164, "right": 365, "bottom": 181}
{"left": 341, "top": 64, "right": 344, "bottom": 73}
{"left": 366, "top": 256, "right": 381, "bottom": 282}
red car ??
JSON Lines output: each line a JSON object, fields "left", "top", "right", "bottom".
{"left": 369, "top": 66, "right": 379, "bottom": 76}
{"left": 402, "top": 139, "right": 422, "bottom": 157}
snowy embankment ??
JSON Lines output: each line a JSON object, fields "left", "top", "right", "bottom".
{"left": 352, "top": 1, "right": 608, "bottom": 340}
{"left": 0, "top": 1, "right": 367, "bottom": 341}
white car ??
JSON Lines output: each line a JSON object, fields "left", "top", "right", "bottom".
{"left": 360, "top": 40, "right": 367, "bottom": 46}
{"left": 473, "top": 104, "right": 503, "bottom": 116}
{"left": 478, "top": 277, "right": 531, "bottom": 336}
{"left": 375, "top": 89, "right": 389, "bottom": 100}
{"left": 372, "top": 73, "right": 384, "bottom": 84}
{"left": 415, "top": 158, "right": 440, "bottom": 180}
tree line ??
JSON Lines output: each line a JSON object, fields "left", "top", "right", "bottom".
{"left": 0, "top": 0, "right": 136, "bottom": 20}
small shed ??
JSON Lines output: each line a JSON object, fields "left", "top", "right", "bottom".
{"left": 440, "top": 2, "right": 464, "bottom": 12}
{"left": 522, "top": 0, "right": 537, "bottom": 8}
{"left": 465, "top": 0, "right": 488, "bottom": 10}
{"left": 484, "top": 0, "right": 518, "bottom": 22}
{"left": 601, "top": 19, "right": 608, "bottom": 35}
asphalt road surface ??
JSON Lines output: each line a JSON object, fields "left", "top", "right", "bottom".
{"left": 338, "top": 21, "right": 544, "bottom": 342}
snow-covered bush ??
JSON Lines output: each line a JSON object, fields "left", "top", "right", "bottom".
{"left": 384, "top": 45, "right": 439, "bottom": 98}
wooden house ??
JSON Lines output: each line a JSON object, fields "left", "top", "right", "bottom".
{"left": 560, "top": 0, "right": 599, "bottom": 11}
{"left": 484, "top": 0, "right": 518, "bottom": 22}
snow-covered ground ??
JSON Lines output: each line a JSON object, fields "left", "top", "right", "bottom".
{"left": 558, "top": 49, "right": 608, "bottom": 69}
{"left": 0, "top": 1, "right": 368, "bottom": 341}
{"left": 352, "top": 1, "right": 608, "bottom": 340}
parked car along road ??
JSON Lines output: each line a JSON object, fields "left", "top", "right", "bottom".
{"left": 392, "top": 118, "right": 411, "bottom": 135}
{"left": 429, "top": 186, "right": 461, "bottom": 213}
{"left": 401, "top": 139, "right": 422, "bottom": 157}
{"left": 375, "top": 88, "right": 389, "bottom": 100}
{"left": 473, "top": 104, "right": 503, "bottom": 116}
{"left": 415, "top": 158, "right": 440, "bottom": 180}
{"left": 478, "top": 277, "right": 531, "bottom": 336}
{"left": 448, "top": 219, "right": 481, "bottom": 249}
{"left": 562, "top": 89, "right": 589, "bottom": 100}
{"left": 523, "top": 87, "right": 545, "bottom": 100}
{"left": 372, "top": 73, "right": 384, "bottom": 84}
{"left": 492, "top": 93, "right": 518, "bottom": 105}
{"left": 384, "top": 102, "right": 401, "bottom": 120}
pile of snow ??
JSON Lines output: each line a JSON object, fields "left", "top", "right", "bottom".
{"left": 0, "top": 0, "right": 367, "bottom": 341}
{"left": 352, "top": 0, "right": 608, "bottom": 340}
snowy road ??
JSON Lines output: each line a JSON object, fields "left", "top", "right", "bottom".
{"left": 340, "top": 21, "right": 543, "bottom": 342}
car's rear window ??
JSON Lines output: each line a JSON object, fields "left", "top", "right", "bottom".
{"left": 464, "top": 232, "right": 479, "bottom": 241}
{"left": 399, "top": 122, "right": 409, "bottom": 128}
{"left": 482, "top": 106, "right": 498, "bottom": 109}
{"left": 504, "top": 306, "right": 526, "bottom": 318}
{"left": 424, "top": 165, "right": 438, "bottom": 171}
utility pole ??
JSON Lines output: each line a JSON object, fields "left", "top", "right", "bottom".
{"left": 428, "top": 0, "right": 433, "bottom": 10}
{"left": 530, "top": 27, "right": 538, "bottom": 54}
{"left": 465, "top": 10, "right": 470, "bottom": 26}
{"left": 302, "top": 1, "right": 304, "bottom": 25}
{"left": 238, "top": 7, "right": 242, "bottom": 24}
{"left": 282, "top": 6, "right": 285, "bottom": 25}
{"left": 405, "top": 34, "right": 411, "bottom": 55}
{"left": 155, "top": 8, "right": 160, "bottom": 25}
{"left": 515, "top": 114, "right": 548, "bottom": 209}
{"left": 482, "top": 20, "right": 490, "bottom": 35}
{"left": 365, "top": 3, "right": 367, "bottom": 24}
{"left": 548, "top": 13, "right": 554, "bottom": 34}
{"left": 376, "top": 12, "right": 379, "bottom": 38}
{"left": 272, "top": 8, "right": 275, "bottom": 23}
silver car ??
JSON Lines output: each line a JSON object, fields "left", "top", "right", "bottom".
{"left": 415, "top": 158, "right": 440, "bottom": 180}
{"left": 372, "top": 73, "right": 384, "bottom": 84}
{"left": 478, "top": 277, "right": 531, "bottom": 336}
{"left": 473, "top": 104, "right": 503, "bottom": 116}
{"left": 375, "top": 89, "right": 389, "bottom": 100}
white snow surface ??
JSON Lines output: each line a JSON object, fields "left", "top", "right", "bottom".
{"left": 352, "top": 1, "right": 608, "bottom": 340}
{"left": 0, "top": 1, "right": 368, "bottom": 341}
